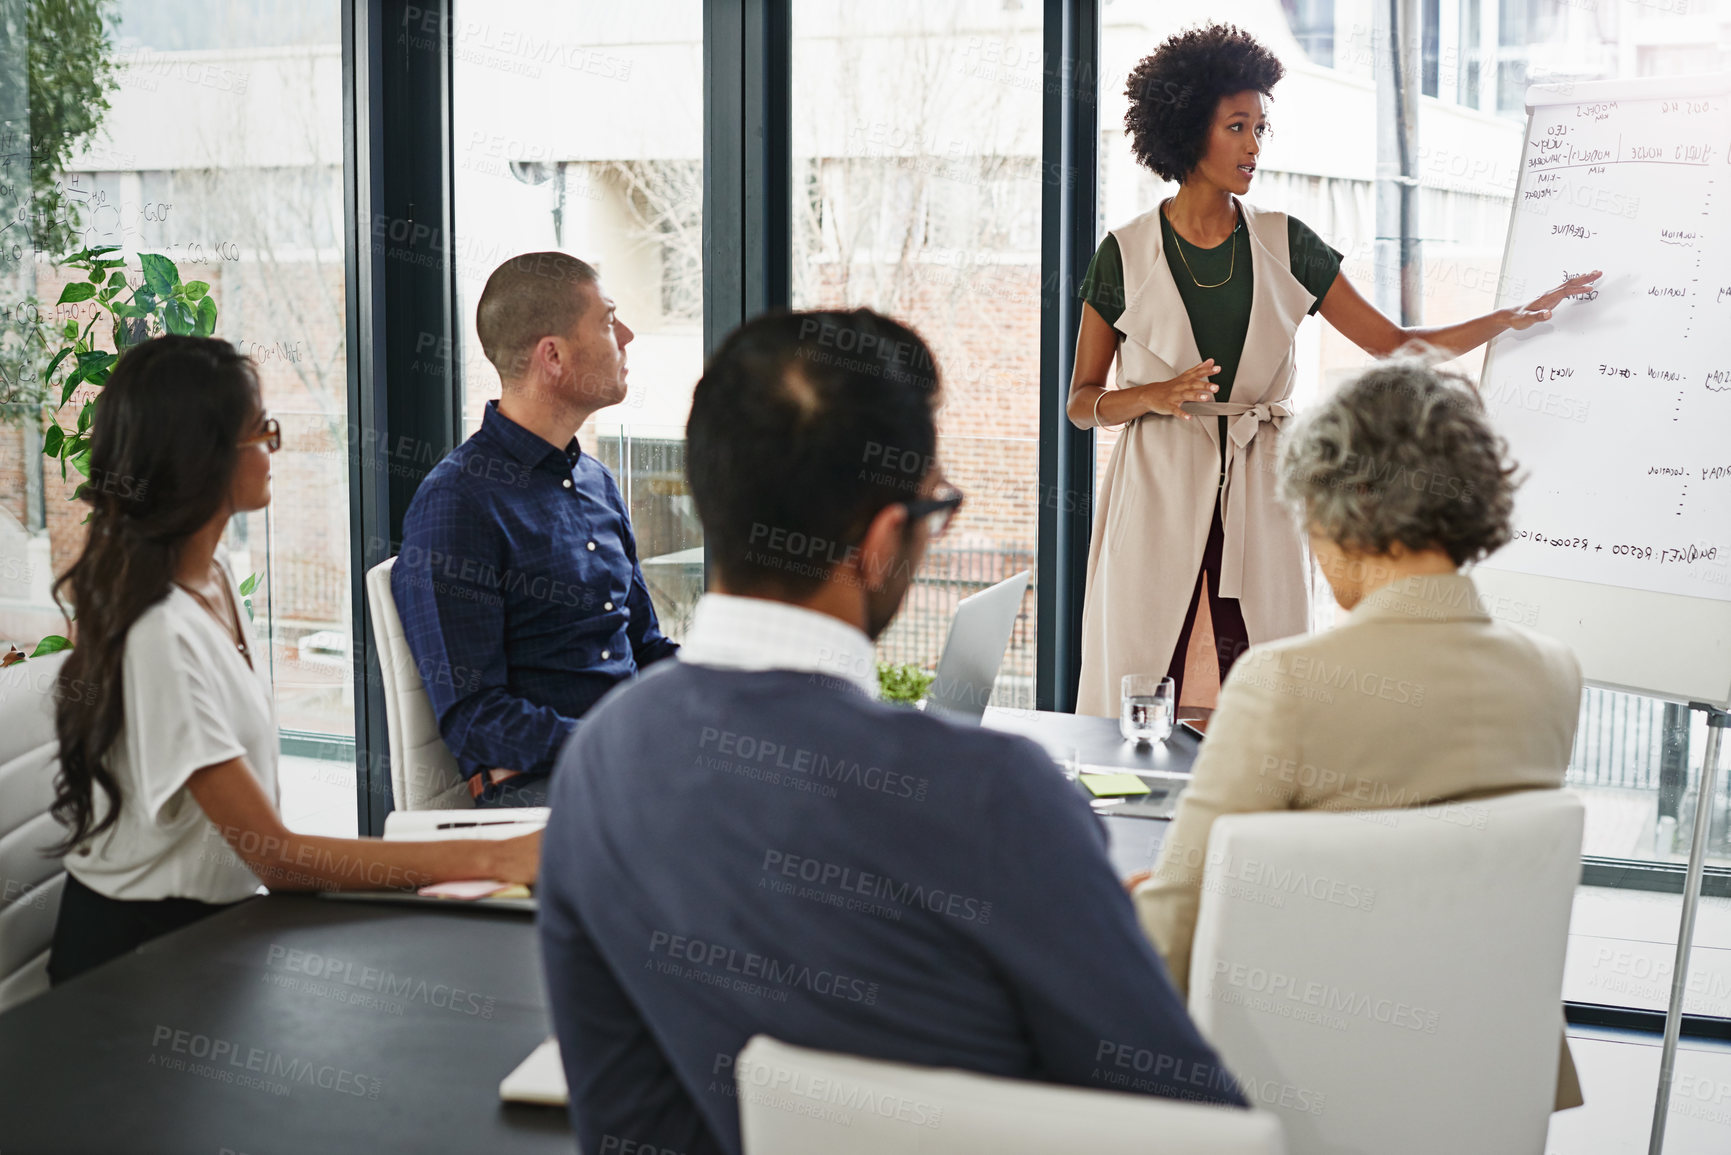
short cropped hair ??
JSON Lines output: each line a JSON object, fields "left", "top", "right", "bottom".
{"left": 475, "top": 252, "right": 598, "bottom": 381}
{"left": 687, "top": 310, "right": 940, "bottom": 597}
{"left": 1124, "top": 24, "right": 1284, "bottom": 183}
{"left": 1276, "top": 356, "right": 1520, "bottom": 566}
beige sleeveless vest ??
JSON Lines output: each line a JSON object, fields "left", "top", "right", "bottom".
{"left": 1075, "top": 198, "right": 1316, "bottom": 717}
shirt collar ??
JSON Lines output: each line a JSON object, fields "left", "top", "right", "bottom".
{"left": 678, "top": 593, "right": 879, "bottom": 698}
{"left": 481, "top": 400, "right": 582, "bottom": 469}
{"left": 1344, "top": 571, "right": 1492, "bottom": 627}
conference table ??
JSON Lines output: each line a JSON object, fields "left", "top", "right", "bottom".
{"left": 0, "top": 708, "right": 1200, "bottom": 1155}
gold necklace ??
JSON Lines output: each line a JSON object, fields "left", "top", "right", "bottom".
{"left": 1167, "top": 212, "right": 1238, "bottom": 289}
{"left": 177, "top": 567, "right": 251, "bottom": 662}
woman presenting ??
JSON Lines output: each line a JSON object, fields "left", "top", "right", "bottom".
{"left": 1068, "top": 23, "right": 1599, "bottom": 713}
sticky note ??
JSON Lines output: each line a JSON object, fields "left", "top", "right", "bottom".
{"left": 418, "top": 879, "right": 531, "bottom": 900}
{"left": 1079, "top": 772, "right": 1152, "bottom": 798}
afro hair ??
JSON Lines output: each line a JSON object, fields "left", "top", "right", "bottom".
{"left": 1124, "top": 24, "right": 1284, "bottom": 184}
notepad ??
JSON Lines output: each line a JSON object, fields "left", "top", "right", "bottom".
{"left": 500, "top": 1037, "right": 567, "bottom": 1106}
{"left": 1078, "top": 772, "right": 1152, "bottom": 798}
{"left": 383, "top": 807, "right": 549, "bottom": 841}
{"left": 417, "top": 880, "right": 532, "bottom": 900}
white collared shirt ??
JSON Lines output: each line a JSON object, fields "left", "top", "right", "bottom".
{"left": 676, "top": 593, "right": 879, "bottom": 699}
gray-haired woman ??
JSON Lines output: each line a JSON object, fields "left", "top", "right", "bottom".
{"left": 1125, "top": 355, "right": 1585, "bottom": 1110}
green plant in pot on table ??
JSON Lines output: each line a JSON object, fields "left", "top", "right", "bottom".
{"left": 876, "top": 662, "right": 935, "bottom": 706}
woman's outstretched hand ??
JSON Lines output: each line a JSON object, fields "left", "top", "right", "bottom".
{"left": 489, "top": 830, "right": 543, "bottom": 886}
{"left": 1507, "top": 269, "right": 1602, "bottom": 331}
{"left": 1140, "top": 359, "right": 1220, "bottom": 418}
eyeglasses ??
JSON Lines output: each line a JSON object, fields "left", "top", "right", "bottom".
{"left": 238, "top": 417, "right": 281, "bottom": 453}
{"left": 903, "top": 483, "right": 964, "bottom": 539}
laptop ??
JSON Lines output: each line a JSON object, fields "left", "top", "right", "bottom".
{"left": 922, "top": 570, "right": 1032, "bottom": 724}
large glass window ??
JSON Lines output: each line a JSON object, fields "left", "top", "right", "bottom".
{"left": 0, "top": 0, "right": 353, "bottom": 835}
{"left": 791, "top": 0, "right": 1043, "bottom": 709}
{"left": 452, "top": 0, "right": 705, "bottom": 641}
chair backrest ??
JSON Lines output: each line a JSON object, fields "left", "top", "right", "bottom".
{"left": 735, "top": 1035, "right": 1285, "bottom": 1155}
{"left": 364, "top": 558, "right": 472, "bottom": 810}
{"left": 1187, "top": 789, "right": 1584, "bottom": 1155}
{"left": 0, "top": 651, "right": 72, "bottom": 1012}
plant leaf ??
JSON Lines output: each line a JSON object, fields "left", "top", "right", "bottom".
{"left": 41, "top": 424, "right": 63, "bottom": 456}
{"left": 67, "top": 351, "right": 115, "bottom": 392}
{"left": 57, "top": 282, "right": 97, "bottom": 305}
{"left": 183, "top": 280, "right": 209, "bottom": 301}
{"left": 30, "top": 635, "right": 72, "bottom": 658}
{"left": 41, "top": 347, "right": 71, "bottom": 384}
{"left": 139, "top": 253, "right": 179, "bottom": 298}
{"left": 193, "top": 296, "right": 217, "bottom": 337}
{"left": 163, "top": 300, "right": 194, "bottom": 336}
{"left": 68, "top": 447, "right": 91, "bottom": 477}
{"left": 76, "top": 402, "right": 94, "bottom": 433}
{"left": 238, "top": 573, "right": 259, "bottom": 596}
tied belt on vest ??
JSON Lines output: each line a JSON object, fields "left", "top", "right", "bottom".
{"left": 1176, "top": 399, "right": 1293, "bottom": 602}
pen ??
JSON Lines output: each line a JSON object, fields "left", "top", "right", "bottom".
{"left": 433, "top": 819, "right": 534, "bottom": 830}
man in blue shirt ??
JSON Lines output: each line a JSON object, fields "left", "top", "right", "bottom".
{"left": 394, "top": 252, "right": 677, "bottom": 807}
{"left": 538, "top": 309, "right": 1246, "bottom": 1155}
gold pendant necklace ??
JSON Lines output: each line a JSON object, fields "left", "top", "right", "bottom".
{"left": 177, "top": 570, "right": 251, "bottom": 661}
{"left": 1169, "top": 216, "right": 1238, "bottom": 289}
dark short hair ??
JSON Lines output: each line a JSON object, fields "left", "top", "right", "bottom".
{"left": 687, "top": 310, "right": 940, "bottom": 597}
{"left": 1277, "top": 355, "right": 1520, "bottom": 566}
{"left": 475, "top": 251, "right": 598, "bottom": 381}
{"left": 1124, "top": 23, "right": 1284, "bottom": 184}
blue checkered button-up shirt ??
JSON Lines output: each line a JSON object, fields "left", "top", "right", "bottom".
{"left": 393, "top": 401, "right": 678, "bottom": 781}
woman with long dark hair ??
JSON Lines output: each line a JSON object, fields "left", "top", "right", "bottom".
{"left": 47, "top": 336, "right": 539, "bottom": 984}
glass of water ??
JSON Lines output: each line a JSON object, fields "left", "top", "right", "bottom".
{"left": 1120, "top": 674, "right": 1176, "bottom": 745}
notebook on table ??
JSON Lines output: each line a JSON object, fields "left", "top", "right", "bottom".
{"left": 315, "top": 807, "right": 547, "bottom": 912}
{"left": 500, "top": 1037, "right": 567, "bottom": 1106}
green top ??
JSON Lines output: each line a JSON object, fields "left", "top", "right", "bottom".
{"left": 1081, "top": 210, "right": 1343, "bottom": 466}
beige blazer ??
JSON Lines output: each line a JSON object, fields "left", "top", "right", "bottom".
{"left": 1077, "top": 198, "right": 1317, "bottom": 717}
{"left": 1132, "top": 571, "right": 1585, "bottom": 1109}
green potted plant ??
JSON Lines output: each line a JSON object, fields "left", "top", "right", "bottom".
{"left": 3, "top": 246, "right": 249, "bottom": 665}
{"left": 876, "top": 662, "right": 935, "bottom": 707}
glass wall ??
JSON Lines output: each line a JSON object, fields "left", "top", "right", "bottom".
{"left": 0, "top": 0, "right": 353, "bottom": 833}
{"left": 451, "top": 0, "right": 705, "bottom": 641}
{"left": 790, "top": 0, "right": 1043, "bottom": 710}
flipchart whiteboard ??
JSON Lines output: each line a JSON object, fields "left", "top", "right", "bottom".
{"left": 1474, "top": 74, "right": 1731, "bottom": 707}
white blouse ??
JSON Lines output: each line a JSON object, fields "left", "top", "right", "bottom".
{"left": 67, "top": 552, "right": 278, "bottom": 902}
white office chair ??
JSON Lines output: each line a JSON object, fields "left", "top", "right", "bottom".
{"left": 1187, "top": 789, "right": 1584, "bottom": 1155}
{"left": 735, "top": 1035, "right": 1286, "bottom": 1155}
{"left": 0, "top": 651, "right": 72, "bottom": 1012}
{"left": 364, "top": 558, "right": 472, "bottom": 810}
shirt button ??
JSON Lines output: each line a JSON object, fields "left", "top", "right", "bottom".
{"left": 562, "top": 479, "right": 573, "bottom": 489}
{"left": 604, "top": 601, "right": 614, "bottom": 611}
{"left": 600, "top": 649, "right": 610, "bottom": 660}
{"left": 586, "top": 541, "right": 597, "bottom": 551}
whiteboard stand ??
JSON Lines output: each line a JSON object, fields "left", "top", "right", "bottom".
{"left": 1647, "top": 704, "right": 1728, "bottom": 1155}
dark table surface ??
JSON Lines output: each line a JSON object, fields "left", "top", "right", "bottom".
{"left": 0, "top": 710, "right": 1200, "bottom": 1154}
{"left": 0, "top": 895, "right": 569, "bottom": 1155}
{"left": 983, "top": 706, "right": 1200, "bottom": 877}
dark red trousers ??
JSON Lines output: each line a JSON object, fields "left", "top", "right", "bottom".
{"left": 1164, "top": 505, "right": 1250, "bottom": 704}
